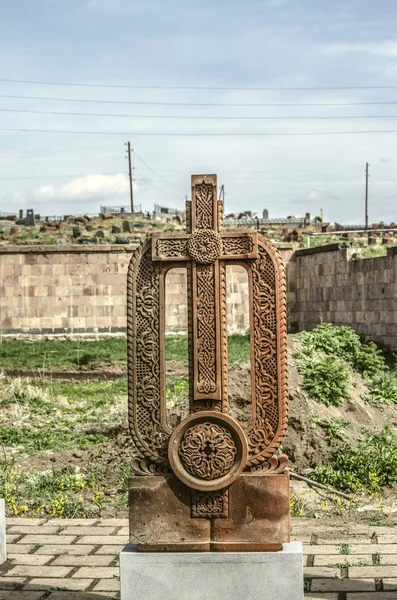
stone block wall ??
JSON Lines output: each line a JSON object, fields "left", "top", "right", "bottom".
{"left": 294, "top": 245, "right": 397, "bottom": 350}
{"left": 1, "top": 245, "right": 294, "bottom": 338}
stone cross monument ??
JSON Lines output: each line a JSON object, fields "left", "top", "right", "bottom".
{"left": 126, "top": 174, "right": 290, "bottom": 552}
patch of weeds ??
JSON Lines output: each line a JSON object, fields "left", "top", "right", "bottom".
{"left": 290, "top": 493, "right": 314, "bottom": 518}
{"left": 296, "top": 353, "right": 349, "bottom": 406}
{"left": 166, "top": 377, "right": 189, "bottom": 409}
{"left": 363, "top": 371, "right": 397, "bottom": 405}
{"left": 303, "top": 580, "right": 311, "bottom": 593}
{"left": 0, "top": 463, "right": 110, "bottom": 518}
{"left": 118, "top": 463, "right": 132, "bottom": 507}
{"left": 339, "top": 543, "right": 351, "bottom": 555}
{"left": 310, "top": 426, "right": 397, "bottom": 494}
{"left": 227, "top": 334, "right": 251, "bottom": 364}
{"left": 308, "top": 411, "right": 349, "bottom": 442}
{"left": 361, "top": 245, "right": 388, "bottom": 259}
{"left": 297, "top": 323, "right": 386, "bottom": 378}
{"left": 0, "top": 427, "right": 109, "bottom": 453}
{"left": 366, "top": 515, "right": 396, "bottom": 527}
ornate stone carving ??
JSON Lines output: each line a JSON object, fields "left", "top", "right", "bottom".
{"left": 191, "top": 489, "right": 229, "bottom": 518}
{"left": 168, "top": 412, "right": 248, "bottom": 492}
{"left": 179, "top": 422, "right": 237, "bottom": 480}
{"left": 155, "top": 238, "right": 188, "bottom": 260}
{"left": 196, "top": 264, "right": 217, "bottom": 395}
{"left": 195, "top": 181, "right": 214, "bottom": 229}
{"left": 188, "top": 229, "right": 222, "bottom": 264}
{"left": 222, "top": 236, "right": 254, "bottom": 256}
{"left": 128, "top": 173, "right": 289, "bottom": 534}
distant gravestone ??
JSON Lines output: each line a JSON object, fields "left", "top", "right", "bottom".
{"left": 72, "top": 226, "right": 81, "bottom": 238}
{"left": 19, "top": 209, "right": 24, "bottom": 219}
{"left": 95, "top": 229, "right": 105, "bottom": 239}
{"left": 112, "top": 225, "right": 122, "bottom": 234}
{"left": 0, "top": 499, "right": 6, "bottom": 565}
{"left": 25, "top": 209, "right": 36, "bottom": 227}
{"left": 123, "top": 220, "right": 133, "bottom": 233}
{"left": 263, "top": 208, "right": 269, "bottom": 219}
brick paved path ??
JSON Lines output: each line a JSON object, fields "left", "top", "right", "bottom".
{"left": 1, "top": 517, "right": 397, "bottom": 599}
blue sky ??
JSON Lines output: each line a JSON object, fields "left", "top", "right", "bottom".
{"left": 0, "top": 0, "right": 397, "bottom": 223}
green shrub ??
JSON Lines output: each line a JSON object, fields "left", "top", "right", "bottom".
{"left": 297, "top": 354, "right": 349, "bottom": 406}
{"left": 364, "top": 372, "right": 397, "bottom": 405}
{"left": 299, "top": 323, "right": 386, "bottom": 376}
{"left": 310, "top": 426, "right": 397, "bottom": 494}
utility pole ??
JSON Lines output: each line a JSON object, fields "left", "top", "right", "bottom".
{"left": 125, "top": 141, "right": 134, "bottom": 213}
{"left": 365, "top": 162, "right": 369, "bottom": 229}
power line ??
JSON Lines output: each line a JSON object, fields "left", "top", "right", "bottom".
{"left": 1, "top": 77, "right": 397, "bottom": 91}
{"left": 4, "top": 107, "right": 397, "bottom": 120}
{"left": 133, "top": 150, "right": 186, "bottom": 195}
{"left": 3, "top": 127, "right": 397, "bottom": 136}
{"left": 1, "top": 93, "right": 397, "bottom": 108}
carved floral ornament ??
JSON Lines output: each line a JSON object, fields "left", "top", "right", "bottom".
{"left": 187, "top": 229, "right": 222, "bottom": 264}
{"left": 168, "top": 412, "right": 248, "bottom": 492}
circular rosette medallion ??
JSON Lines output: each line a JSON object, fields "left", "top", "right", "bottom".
{"left": 187, "top": 229, "right": 222, "bottom": 264}
{"left": 168, "top": 412, "right": 248, "bottom": 491}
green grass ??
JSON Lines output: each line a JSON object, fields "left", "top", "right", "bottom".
{"left": 0, "top": 335, "right": 251, "bottom": 371}
{"left": 0, "top": 376, "right": 127, "bottom": 454}
{"left": 0, "top": 338, "right": 127, "bottom": 371}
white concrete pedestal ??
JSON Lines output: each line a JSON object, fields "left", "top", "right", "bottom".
{"left": 120, "top": 542, "right": 303, "bottom": 600}
{"left": 0, "top": 499, "right": 6, "bottom": 565}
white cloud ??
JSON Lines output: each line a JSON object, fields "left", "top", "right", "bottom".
{"left": 324, "top": 39, "right": 397, "bottom": 58}
{"left": 3, "top": 174, "right": 132, "bottom": 214}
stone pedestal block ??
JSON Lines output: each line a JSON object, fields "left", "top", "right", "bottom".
{"left": 120, "top": 542, "right": 303, "bottom": 600}
{"left": 129, "top": 473, "right": 290, "bottom": 551}
{"left": 0, "top": 499, "right": 6, "bottom": 565}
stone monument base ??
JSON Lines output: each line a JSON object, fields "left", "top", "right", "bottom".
{"left": 120, "top": 542, "right": 303, "bottom": 600}
{"left": 0, "top": 499, "right": 6, "bottom": 565}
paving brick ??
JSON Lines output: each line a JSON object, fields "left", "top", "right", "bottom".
{"left": 311, "top": 579, "right": 375, "bottom": 593}
{"left": 52, "top": 554, "right": 114, "bottom": 567}
{"left": 94, "top": 545, "right": 123, "bottom": 555}
{"left": 383, "top": 578, "right": 397, "bottom": 590}
{"left": 72, "top": 566, "right": 118, "bottom": 579}
{"left": 7, "top": 554, "right": 54, "bottom": 566}
{"left": 97, "top": 519, "right": 128, "bottom": 527}
{"left": 3, "top": 536, "right": 20, "bottom": 544}
{"left": 76, "top": 536, "right": 127, "bottom": 546}
{"left": 305, "top": 595, "right": 338, "bottom": 600}
{"left": 349, "top": 565, "right": 397, "bottom": 578}
{"left": 304, "top": 544, "right": 396, "bottom": 555}
{"left": 48, "top": 519, "right": 99, "bottom": 526}
{"left": 5, "top": 519, "right": 45, "bottom": 526}
{"left": 25, "top": 578, "right": 93, "bottom": 591}
{"left": 47, "top": 593, "right": 118, "bottom": 600}
{"left": 5, "top": 545, "right": 36, "bottom": 554}
{"left": 304, "top": 567, "right": 340, "bottom": 579}
{"left": 377, "top": 534, "right": 397, "bottom": 544}
{"left": 35, "top": 544, "right": 96, "bottom": 555}
{"left": 19, "top": 535, "right": 77, "bottom": 545}
{"left": 93, "top": 578, "right": 120, "bottom": 592}
{"left": 313, "top": 554, "right": 371, "bottom": 566}
{"left": 0, "top": 593, "right": 44, "bottom": 599}
{"left": 59, "top": 527, "right": 117, "bottom": 536}
{"left": 116, "top": 527, "right": 129, "bottom": 536}
{"left": 346, "top": 594, "right": 397, "bottom": 600}
{"left": 379, "top": 555, "right": 397, "bottom": 565}
{"left": 6, "top": 565, "right": 72, "bottom": 578}
{"left": 0, "top": 577, "right": 26, "bottom": 590}
{"left": 315, "top": 536, "right": 373, "bottom": 545}
{"left": 8, "top": 526, "right": 59, "bottom": 535}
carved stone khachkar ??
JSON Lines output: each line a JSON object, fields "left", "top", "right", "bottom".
{"left": 127, "top": 174, "right": 289, "bottom": 552}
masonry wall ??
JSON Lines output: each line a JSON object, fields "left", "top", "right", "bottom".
{"left": 1, "top": 245, "right": 292, "bottom": 338}
{"left": 294, "top": 245, "right": 397, "bottom": 350}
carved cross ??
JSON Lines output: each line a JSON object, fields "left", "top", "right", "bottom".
{"left": 152, "top": 174, "right": 258, "bottom": 411}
